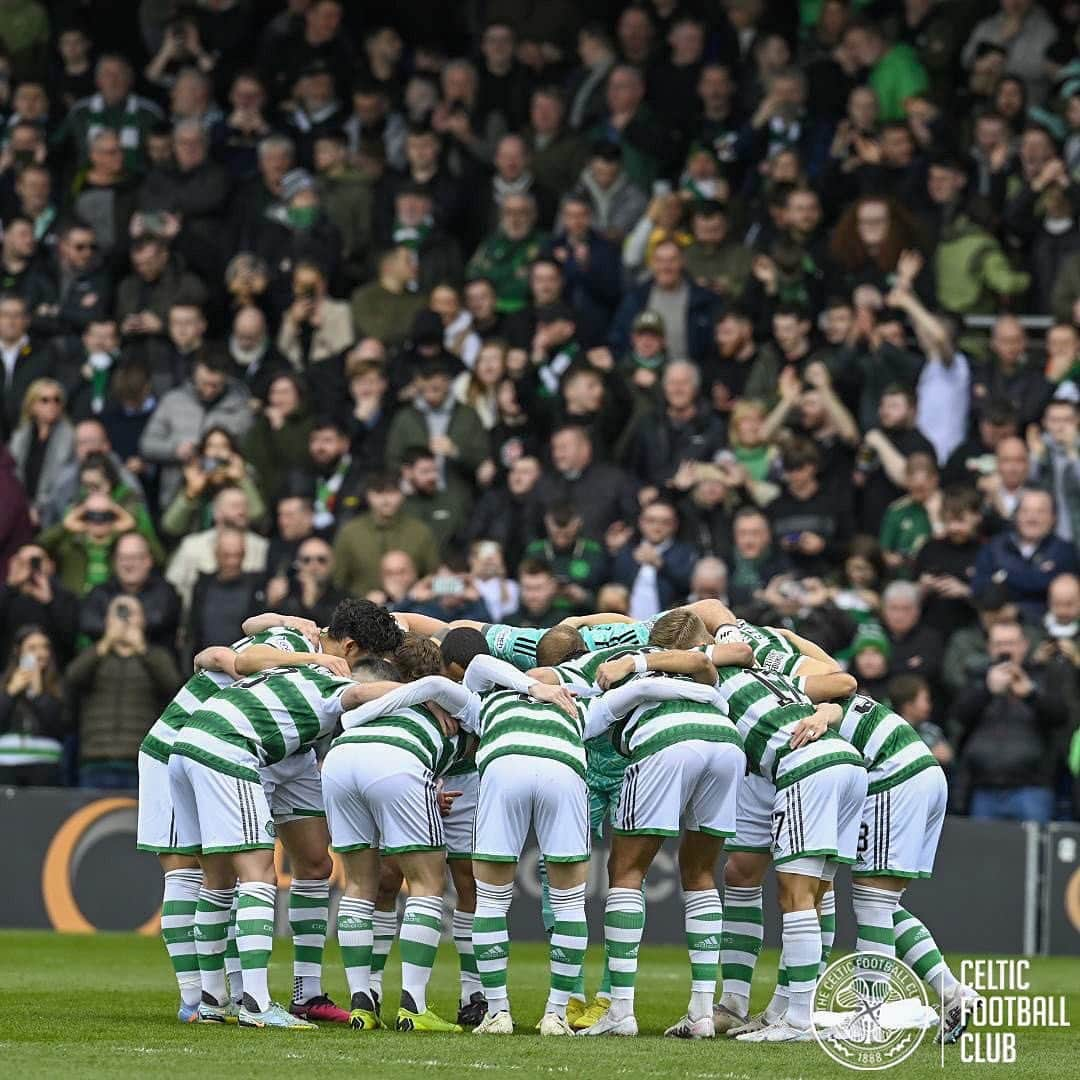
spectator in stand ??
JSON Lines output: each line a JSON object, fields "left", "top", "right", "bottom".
{"left": 469, "top": 454, "right": 542, "bottom": 568}
{"left": 349, "top": 246, "right": 425, "bottom": 348}
{"left": 401, "top": 447, "right": 468, "bottom": 559}
{"left": 67, "top": 595, "right": 181, "bottom": 789}
{"left": 970, "top": 315, "right": 1052, "bottom": 430}
{"left": 1028, "top": 398, "right": 1080, "bottom": 543}
{"left": 0, "top": 294, "right": 48, "bottom": 443}
{"left": 973, "top": 488, "right": 1079, "bottom": 621}
{"left": 504, "top": 558, "right": 563, "bottom": 629}
{"left": 954, "top": 618, "right": 1068, "bottom": 824}
{"left": 881, "top": 580, "right": 944, "bottom": 689}
{"left": 138, "top": 354, "right": 254, "bottom": 511}
{"left": 727, "top": 506, "right": 790, "bottom": 609}
{"left": 243, "top": 373, "right": 314, "bottom": 507}
{"left": 915, "top": 487, "right": 983, "bottom": 639}
{"left": 165, "top": 485, "right": 269, "bottom": 611}
{"left": 573, "top": 140, "right": 648, "bottom": 245}
{"left": 879, "top": 452, "right": 943, "bottom": 576}
{"left": 187, "top": 528, "right": 266, "bottom": 656}
{"left": 8, "top": 378, "right": 74, "bottom": 523}
{"left": 161, "top": 426, "right": 265, "bottom": 540}
{"left": 276, "top": 261, "right": 354, "bottom": 372}
{"left": 332, "top": 471, "right": 440, "bottom": 598}
{"left": 523, "top": 502, "right": 608, "bottom": 615}
{"left": 0, "top": 543, "right": 80, "bottom": 665}
{"left": 79, "top": 532, "right": 180, "bottom": 653}
{"left": 267, "top": 536, "right": 345, "bottom": 627}
{"left": 0, "top": 625, "right": 68, "bottom": 787}
{"left": 302, "top": 416, "right": 366, "bottom": 532}
{"left": 607, "top": 499, "right": 696, "bottom": 619}
{"left": 466, "top": 193, "right": 548, "bottom": 315}
{"left": 889, "top": 674, "right": 953, "bottom": 767}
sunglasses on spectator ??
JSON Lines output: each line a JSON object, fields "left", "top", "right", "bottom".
{"left": 298, "top": 554, "right": 330, "bottom": 565}
{"left": 36, "top": 395, "right": 62, "bottom": 404}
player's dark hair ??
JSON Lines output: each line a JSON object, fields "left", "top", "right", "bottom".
{"left": 328, "top": 598, "right": 403, "bottom": 656}
{"left": 352, "top": 657, "right": 401, "bottom": 682}
{"left": 440, "top": 627, "right": 490, "bottom": 672}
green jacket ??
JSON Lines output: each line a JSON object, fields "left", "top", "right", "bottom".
{"left": 385, "top": 402, "right": 489, "bottom": 510}
{"left": 318, "top": 169, "right": 374, "bottom": 280}
{"left": 1051, "top": 250, "right": 1080, "bottom": 323}
{"left": 523, "top": 536, "right": 608, "bottom": 611}
{"left": 466, "top": 229, "right": 547, "bottom": 313}
{"left": 39, "top": 526, "right": 121, "bottom": 597}
{"left": 243, "top": 410, "right": 315, "bottom": 505}
{"left": 160, "top": 474, "right": 266, "bottom": 539}
{"left": 404, "top": 489, "right": 470, "bottom": 557}
{"left": 349, "top": 282, "right": 425, "bottom": 348}
{"left": 870, "top": 44, "right": 929, "bottom": 122}
{"left": 332, "top": 510, "right": 441, "bottom": 597}
{"left": 935, "top": 216, "right": 1030, "bottom": 317}
{"left": 879, "top": 496, "right": 931, "bottom": 564}
{"left": 682, "top": 241, "right": 753, "bottom": 299}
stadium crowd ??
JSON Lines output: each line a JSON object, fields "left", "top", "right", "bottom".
{"left": 0, "top": 0, "right": 1079, "bottom": 821}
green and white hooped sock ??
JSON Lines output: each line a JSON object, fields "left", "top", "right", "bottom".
{"left": 720, "top": 884, "right": 763, "bottom": 1016}
{"left": 337, "top": 896, "right": 374, "bottom": 1007}
{"left": 604, "top": 886, "right": 645, "bottom": 1019}
{"left": 236, "top": 881, "right": 277, "bottom": 1012}
{"left": 473, "top": 881, "right": 515, "bottom": 1015}
{"left": 452, "top": 908, "right": 482, "bottom": 1003}
{"left": 684, "top": 888, "right": 723, "bottom": 1019}
{"left": 781, "top": 910, "right": 821, "bottom": 1029}
{"left": 194, "top": 885, "right": 233, "bottom": 1007}
{"left": 399, "top": 895, "right": 444, "bottom": 1014}
{"left": 547, "top": 884, "right": 588, "bottom": 1018}
{"left": 370, "top": 908, "right": 398, "bottom": 1001}
{"left": 819, "top": 889, "right": 837, "bottom": 975}
{"left": 161, "top": 869, "right": 203, "bottom": 1006}
{"left": 894, "top": 906, "right": 959, "bottom": 1000}
{"left": 289, "top": 878, "right": 329, "bottom": 1003}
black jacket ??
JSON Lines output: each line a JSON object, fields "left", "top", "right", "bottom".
{"left": 79, "top": 575, "right": 182, "bottom": 654}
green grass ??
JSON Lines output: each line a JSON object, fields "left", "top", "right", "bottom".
{"left": 1, "top": 931, "right": 1077, "bottom": 1079}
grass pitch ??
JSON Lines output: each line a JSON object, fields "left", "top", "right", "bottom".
{"left": 1, "top": 931, "right": 1077, "bottom": 1079}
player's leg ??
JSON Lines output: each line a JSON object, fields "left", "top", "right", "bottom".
{"left": 336, "top": 848, "right": 380, "bottom": 1029}
{"left": 818, "top": 887, "right": 836, "bottom": 975}
{"left": 471, "top": 757, "right": 529, "bottom": 1034}
{"left": 717, "top": 771, "right": 774, "bottom": 1030}
{"left": 372, "top": 859, "right": 403, "bottom": 1010}
{"left": 583, "top": 830, "right": 660, "bottom": 1036}
{"left": 533, "top": 761, "right": 590, "bottom": 1035}
{"left": 158, "top": 853, "right": 203, "bottom": 1021}
{"left": 665, "top": 741, "right": 743, "bottom": 1039}
{"left": 139, "top": 751, "right": 204, "bottom": 1020}
{"left": 277, "top": 815, "right": 346, "bottom": 1022}
{"left": 444, "top": 770, "right": 484, "bottom": 1024}
{"left": 395, "top": 848, "right": 461, "bottom": 1032}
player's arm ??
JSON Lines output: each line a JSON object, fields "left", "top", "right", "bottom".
{"left": 773, "top": 627, "right": 842, "bottom": 672}
{"left": 685, "top": 598, "right": 738, "bottom": 633}
{"left": 797, "top": 671, "right": 857, "bottom": 703}
{"left": 525, "top": 666, "right": 561, "bottom": 685}
{"left": 788, "top": 702, "right": 844, "bottom": 748}
{"left": 447, "top": 618, "right": 487, "bottom": 631}
{"left": 584, "top": 675, "right": 722, "bottom": 739}
{"left": 234, "top": 645, "right": 349, "bottom": 678}
{"left": 703, "top": 642, "right": 756, "bottom": 669}
{"left": 193, "top": 646, "right": 238, "bottom": 677}
{"left": 463, "top": 654, "right": 582, "bottom": 718}
{"left": 340, "top": 675, "right": 475, "bottom": 729}
{"left": 241, "top": 613, "right": 319, "bottom": 645}
{"left": 596, "top": 649, "right": 721, "bottom": 690}
{"left": 394, "top": 612, "right": 450, "bottom": 638}
{"left": 559, "top": 612, "right": 635, "bottom": 628}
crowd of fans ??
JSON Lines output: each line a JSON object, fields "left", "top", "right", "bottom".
{"left": 0, "top": 0, "right": 1079, "bottom": 821}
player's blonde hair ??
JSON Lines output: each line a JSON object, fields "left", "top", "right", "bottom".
{"left": 649, "top": 609, "right": 709, "bottom": 650}
{"left": 536, "top": 625, "right": 587, "bottom": 668}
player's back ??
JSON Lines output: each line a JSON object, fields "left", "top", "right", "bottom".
{"left": 473, "top": 688, "right": 587, "bottom": 778}
{"left": 334, "top": 702, "right": 468, "bottom": 777}
{"left": 175, "top": 663, "right": 352, "bottom": 777}
{"left": 838, "top": 693, "right": 938, "bottom": 793}
{"left": 714, "top": 665, "right": 859, "bottom": 787}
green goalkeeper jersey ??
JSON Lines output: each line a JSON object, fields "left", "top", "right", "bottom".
{"left": 139, "top": 627, "right": 310, "bottom": 764}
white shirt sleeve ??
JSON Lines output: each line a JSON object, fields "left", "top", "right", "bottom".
{"left": 463, "top": 654, "right": 536, "bottom": 694}
{"left": 340, "top": 676, "right": 474, "bottom": 730}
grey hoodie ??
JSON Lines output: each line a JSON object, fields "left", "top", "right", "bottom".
{"left": 575, "top": 167, "right": 648, "bottom": 241}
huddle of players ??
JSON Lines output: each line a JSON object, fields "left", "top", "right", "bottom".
{"left": 136, "top": 596, "right": 978, "bottom": 1040}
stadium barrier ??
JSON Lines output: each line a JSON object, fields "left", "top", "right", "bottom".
{"left": 0, "top": 788, "right": 1073, "bottom": 955}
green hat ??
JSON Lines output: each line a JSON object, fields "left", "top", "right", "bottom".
{"left": 851, "top": 621, "right": 891, "bottom": 659}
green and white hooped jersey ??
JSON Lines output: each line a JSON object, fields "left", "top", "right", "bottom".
{"left": 736, "top": 620, "right": 801, "bottom": 675}
{"left": 713, "top": 665, "right": 863, "bottom": 789}
{"left": 140, "top": 627, "right": 311, "bottom": 764}
{"left": 472, "top": 689, "right": 587, "bottom": 778}
{"left": 483, "top": 619, "right": 655, "bottom": 671}
{"left": 607, "top": 672, "right": 743, "bottom": 762}
{"left": 836, "top": 692, "right": 939, "bottom": 795}
{"left": 171, "top": 664, "right": 353, "bottom": 781}
{"left": 332, "top": 703, "right": 470, "bottom": 778}
{"left": 551, "top": 644, "right": 655, "bottom": 688}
